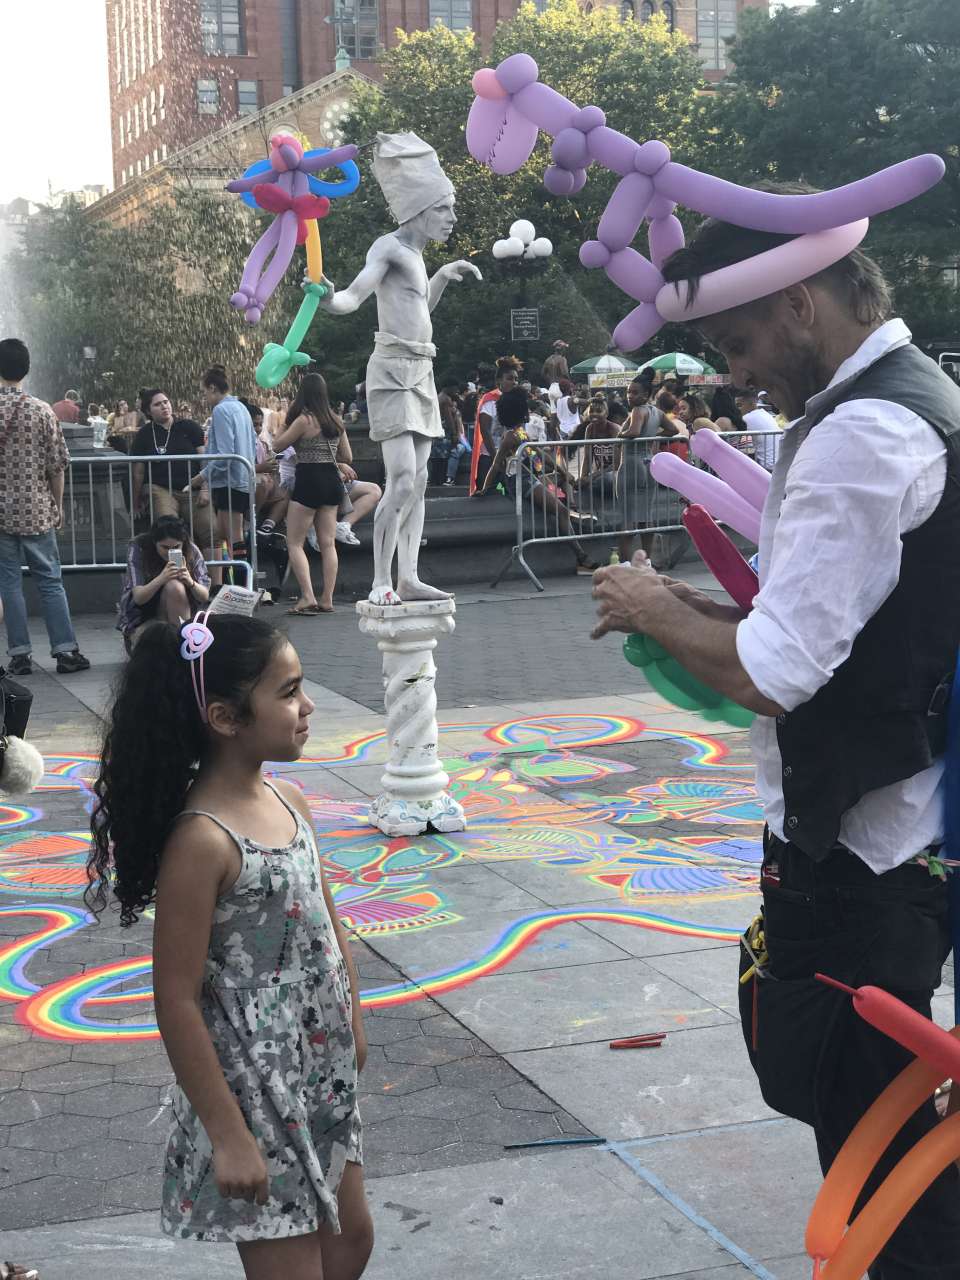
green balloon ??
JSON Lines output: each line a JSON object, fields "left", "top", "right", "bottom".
{"left": 254, "top": 287, "right": 325, "bottom": 390}
{"left": 623, "top": 633, "right": 754, "bottom": 729}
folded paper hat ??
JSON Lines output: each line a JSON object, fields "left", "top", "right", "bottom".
{"left": 373, "top": 132, "right": 455, "bottom": 225}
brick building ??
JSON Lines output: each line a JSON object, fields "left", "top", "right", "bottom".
{"left": 105, "top": 0, "right": 767, "bottom": 191}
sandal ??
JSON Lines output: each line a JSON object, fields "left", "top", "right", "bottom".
{"left": 287, "top": 604, "right": 321, "bottom": 616}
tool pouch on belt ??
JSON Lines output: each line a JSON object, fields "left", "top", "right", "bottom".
{"left": 737, "top": 907, "right": 843, "bottom": 1128}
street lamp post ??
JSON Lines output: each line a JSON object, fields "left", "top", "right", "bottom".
{"left": 491, "top": 220, "right": 553, "bottom": 337}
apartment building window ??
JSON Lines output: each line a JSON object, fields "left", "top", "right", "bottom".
{"left": 197, "top": 78, "right": 220, "bottom": 114}
{"left": 136, "top": 159, "right": 142, "bottom": 175}
{"left": 200, "top": 0, "right": 245, "bottom": 55}
{"left": 154, "top": 148, "right": 160, "bottom": 165}
{"left": 155, "top": 0, "right": 163, "bottom": 59}
{"left": 237, "top": 79, "right": 259, "bottom": 114}
{"left": 119, "top": 115, "right": 126, "bottom": 147}
{"left": 121, "top": 0, "right": 130, "bottom": 86}
{"left": 639, "top": 0, "right": 654, "bottom": 17}
{"left": 146, "top": 0, "right": 155, "bottom": 65}
{"left": 142, "top": 94, "right": 149, "bottom": 131}
{"left": 429, "top": 0, "right": 471, "bottom": 30}
{"left": 134, "top": 102, "right": 141, "bottom": 137}
{"left": 334, "top": 0, "right": 379, "bottom": 60}
{"left": 150, "top": 88, "right": 157, "bottom": 125}
{"left": 161, "top": 142, "right": 168, "bottom": 159}
{"left": 113, "top": 5, "right": 122, "bottom": 87}
{"left": 662, "top": 0, "right": 674, "bottom": 27}
{"left": 697, "top": 0, "right": 737, "bottom": 70}
{"left": 159, "top": 83, "right": 166, "bottom": 120}
{"left": 140, "top": 0, "right": 148, "bottom": 75}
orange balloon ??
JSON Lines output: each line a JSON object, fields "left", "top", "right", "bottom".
{"left": 806, "top": 1026, "right": 960, "bottom": 1272}
{"left": 823, "top": 1111, "right": 960, "bottom": 1280}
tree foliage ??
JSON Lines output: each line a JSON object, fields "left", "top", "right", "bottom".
{"left": 7, "top": 0, "right": 959, "bottom": 407}
{"left": 700, "top": 0, "right": 960, "bottom": 343}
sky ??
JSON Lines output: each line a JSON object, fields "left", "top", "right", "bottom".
{"left": 1, "top": 1, "right": 113, "bottom": 205}
{"left": 0, "top": 0, "right": 813, "bottom": 207}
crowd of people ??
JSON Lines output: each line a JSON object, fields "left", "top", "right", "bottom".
{"left": 0, "top": 342, "right": 385, "bottom": 665}
{"left": 0, "top": 328, "right": 783, "bottom": 666}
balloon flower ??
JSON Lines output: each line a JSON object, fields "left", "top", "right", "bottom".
{"left": 465, "top": 54, "right": 945, "bottom": 350}
{"left": 226, "top": 131, "right": 361, "bottom": 389}
{"left": 227, "top": 132, "right": 360, "bottom": 325}
{"left": 805, "top": 976, "right": 960, "bottom": 1280}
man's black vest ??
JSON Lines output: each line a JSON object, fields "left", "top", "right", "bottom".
{"left": 776, "top": 343, "right": 960, "bottom": 861}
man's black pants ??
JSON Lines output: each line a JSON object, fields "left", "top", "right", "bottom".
{"left": 739, "top": 833, "right": 960, "bottom": 1279}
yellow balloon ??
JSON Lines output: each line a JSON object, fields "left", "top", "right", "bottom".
{"left": 305, "top": 221, "right": 323, "bottom": 284}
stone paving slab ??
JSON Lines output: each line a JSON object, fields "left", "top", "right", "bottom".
{"left": 438, "top": 956, "right": 737, "bottom": 1055}
{"left": 615, "top": 1117, "right": 820, "bottom": 1265}
{"left": 506, "top": 1023, "right": 778, "bottom": 1142}
{"left": 0, "top": 1145, "right": 755, "bottom": 1280}
{"left": 367, "top": 904, "right": 635, "bottom": 980}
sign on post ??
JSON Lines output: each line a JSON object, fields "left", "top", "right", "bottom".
{"left": 510, "top": 308, "right": 540, "bottom": 341}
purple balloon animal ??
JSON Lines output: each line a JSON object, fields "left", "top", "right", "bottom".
{"left": 226, "top": 134, "right": 359, "bottom": 324}
{"left": 466, "top": 55, "right": 945, "bottom": 350}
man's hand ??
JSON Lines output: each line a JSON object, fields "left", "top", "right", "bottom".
{"left": 339, "top": 464, "right": 358, "bottom": 483}
{"left": 591, "top": 553, "right": 667, "bottom": 640}
{"left": 441, "top": 260, "right": 482, "bottom": 284}
{"left": 52, "top": 505, "right": 64, "bottom": 531}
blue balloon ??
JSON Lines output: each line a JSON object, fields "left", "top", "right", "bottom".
{"left": 240, "top": 147, "right": 361, "bottom": 210}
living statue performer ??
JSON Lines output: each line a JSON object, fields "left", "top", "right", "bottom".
{"left": 318, "top": 132, "right": 481, "bottom": 605}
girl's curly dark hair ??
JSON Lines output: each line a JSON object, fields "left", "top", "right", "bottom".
{"left": 86, "top": 615, "right": 286, "bottom": 926}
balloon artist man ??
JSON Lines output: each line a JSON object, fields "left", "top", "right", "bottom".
{"left": 593, "top": 212, "right": 960, "bottom": 1277}
{"left": 318, "top": 132, "right": 481, "bottom": 605}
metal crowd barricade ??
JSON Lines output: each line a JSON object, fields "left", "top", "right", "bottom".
{"left": 57, "top": 452, "right": 258, "bottom": 586}
{"left": 492, "top": 429, "right": 782, "bottom": 592}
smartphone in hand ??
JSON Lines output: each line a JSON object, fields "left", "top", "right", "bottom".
{"left": 168, "top": 548, "right": 185, "bottom": 570}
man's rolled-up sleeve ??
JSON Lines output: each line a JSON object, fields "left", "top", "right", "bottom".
{"left": 735, "top": 411, "right": 927, "bottom": 713}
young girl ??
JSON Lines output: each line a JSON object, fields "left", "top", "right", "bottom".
{"left": 87, "top": 616, "right": 372, "bottom": 1280}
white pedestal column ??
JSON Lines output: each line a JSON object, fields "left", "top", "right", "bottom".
{"left": 356, "top": 598, "right": 466, "bottom": 837}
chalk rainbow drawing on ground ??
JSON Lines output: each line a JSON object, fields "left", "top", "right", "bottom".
{"left": 0, "top": 716, "right": 760, "bottom": 1041}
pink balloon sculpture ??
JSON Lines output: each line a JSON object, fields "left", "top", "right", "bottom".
{"left": 650, "top": 431, "right": 771, "bottom": 605}
{"left": 226, "top": 134, "right": 359, "bottom": 324}
{"left": 465, "top": 55, "right": 946, "bottom": 350}
{"left": 650, "top": 450, "right": 763, "bottom": 544}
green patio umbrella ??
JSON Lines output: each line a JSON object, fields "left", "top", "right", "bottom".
{"left": 638, "top": 352, "right": 717, "bottom": 376}
{"left": 569, "top": 352, "right": 642, "bottom": 377}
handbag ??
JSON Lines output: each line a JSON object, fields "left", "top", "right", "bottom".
{"left": 0, "top": 670, "right": 33, "bottom": 740}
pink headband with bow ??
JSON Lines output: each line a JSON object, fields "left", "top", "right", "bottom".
{"left": 180, "top": 611, "right": 214, "bottom": 723}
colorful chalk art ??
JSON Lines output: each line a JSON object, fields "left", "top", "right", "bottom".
{"left": 0, "top": 715, "right": 760, "bottom": 1041}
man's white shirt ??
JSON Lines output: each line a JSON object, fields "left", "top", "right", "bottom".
{"left": 735, "top": 320, "right": 947, "bottom": 872}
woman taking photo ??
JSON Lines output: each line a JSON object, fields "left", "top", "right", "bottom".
{"left": 117, "top": 515, "right": 210, "bottom": 652}
{"left": 271, "top": 372, "right": 349, "bottom": 616}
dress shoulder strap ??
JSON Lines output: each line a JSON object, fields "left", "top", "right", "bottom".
{"left": 174, "top": 809, "right": 246, "bottom": 856}
{"left": 263, "top": 777, "right": 302, "bottom": 826}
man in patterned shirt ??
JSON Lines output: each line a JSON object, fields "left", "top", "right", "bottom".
{"left": 0, "top": 340, "right": 89, "bottom": 675}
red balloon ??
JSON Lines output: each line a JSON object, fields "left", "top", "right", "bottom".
{"left": 682, "top": 504, "right": 759, "bottom": 613}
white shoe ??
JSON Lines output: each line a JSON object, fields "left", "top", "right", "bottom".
{"left": 335, "top": 521, "right": 360, "bottom": 546}
{"left": 306, "top": 527, "right": 319, "bottom": 551}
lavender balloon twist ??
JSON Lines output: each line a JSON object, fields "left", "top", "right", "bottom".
{"left": 466, "top": 55, "right": 945, "bottom": 350}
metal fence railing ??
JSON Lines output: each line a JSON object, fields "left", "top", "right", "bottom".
{"left": 492, "top": 430, "right": 782, "bottom": 591}
{"left": 55, "top": 452, "right": 258, "bottom": 586}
